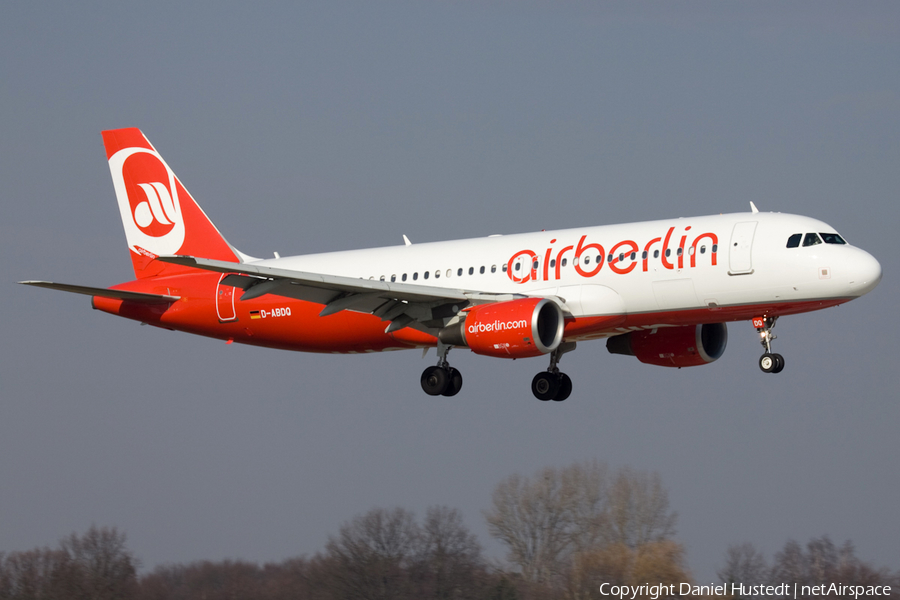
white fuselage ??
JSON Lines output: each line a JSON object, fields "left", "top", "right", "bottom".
{"left": 251, "top": 211, "right": 881, "bottom": 327}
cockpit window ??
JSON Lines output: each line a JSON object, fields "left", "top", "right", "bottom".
{"left": 820, "top": 232, "right": 846, "bottom": 245}
{"left": 786, "top": 233, "right": 802, "bottom": 248}
{"left": 802, "top": 233, "right": 822, "bottom": 247}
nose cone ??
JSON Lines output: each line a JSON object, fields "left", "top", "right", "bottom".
{"left": 850, "top": 249, "right": 882, "bottom": 296}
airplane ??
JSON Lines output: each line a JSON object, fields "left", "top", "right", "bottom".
{"left": 20, "top": 128, "right": 882, "bottom": 401}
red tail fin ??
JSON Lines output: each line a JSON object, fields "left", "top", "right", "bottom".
{"left": 102, "top": 128, "right": 241, "bottom": 279}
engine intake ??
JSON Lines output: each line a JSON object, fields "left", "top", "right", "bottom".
{"left": 439, "top": 297, "right": 564, "bottom": 359}
{"left": 606, "top": 323, "right": 727, "bottom": 367}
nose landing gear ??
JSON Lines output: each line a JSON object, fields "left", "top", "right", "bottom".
{"left": 754, "top": 316, "right": 785, "bottom": 374}
{"left": 421, "top": 342, "right": 463, "bottom": 396}
{"left": 532, "top": 342, "right": 576, "bottom": 401}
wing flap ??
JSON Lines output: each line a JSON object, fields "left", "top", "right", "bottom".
{"left": 157, "top": 255, "right": 470, "bottom": 304}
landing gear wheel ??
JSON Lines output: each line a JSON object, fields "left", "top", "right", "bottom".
{"left": 553, "top": 373, "right": 572, "bottom": 402}
{"left": 421, "top": 366, "right": 449, "bottom": 396}
{"left": 772, "top": 353, "right": 785, "bottom": 373}
{"left": 441, "top": 367, "right": 463, "bottom": 397}
{"left": 532, "top": 372, "right": 559, "bottom": 401}
{"left": 759, "top": 353, "right": 777, "bottom": 373}
{"left": 754, "top": 316, "right": 785, "bottom": 375}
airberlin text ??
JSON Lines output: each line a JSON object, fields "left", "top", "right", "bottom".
{"left": 468, "top": 319, "right": 528, "bottom": 334}
{"left": 597, "top": 582, "right": 891, "bottom": 599}
{"left": 507, "top": 226, "right": 719, "bottom": 284}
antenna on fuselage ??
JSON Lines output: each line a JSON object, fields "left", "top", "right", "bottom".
{"left": 750, "top": 201, "right": 760, "bottom": 213}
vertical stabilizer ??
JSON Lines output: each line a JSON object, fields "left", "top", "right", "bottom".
{"left": 102, "top": 128, "right": 241, "bottom": 279}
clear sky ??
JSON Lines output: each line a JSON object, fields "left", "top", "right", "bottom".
{"left": 2, "top": 1, "right": 898, "bottom": 582}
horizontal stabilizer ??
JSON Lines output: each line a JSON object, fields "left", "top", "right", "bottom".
{"left": 19, "top": 281, "right": 179, "bottom": 303}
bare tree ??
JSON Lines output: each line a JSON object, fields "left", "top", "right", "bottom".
{"left": 0, "top": 526, "right": 136, "bottom": 600}
{"left": 60, "top": 525, "right": 138, "bottom": 600}
{"left": 721, "top": 536, "right": 900, "bottom": 600}
{"left": 0, "top": 547, "right": 74, "bottom": 600}
{"left": 484, "top": 467, "right": 577, "bottom": 584}
{"left": 484, "top": 460, "right": 676, "bottom": 585}
{"left": 412, "top": 506, "right": 485, "bottom": 600}
{"left": 324, "top": 507, "right": 420, "bottom": 600}
{"left": 604, "top": 467, "right": 676, "bottom": 549}
{"left": 718, "top": 542, "right": 770, "bottom": 599}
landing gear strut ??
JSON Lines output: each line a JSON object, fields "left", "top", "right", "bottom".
{"left": 421, "top": 342, "right": 463, "bottom": 396}
{"left": 754, "top": 316, "right": 785, "bottom": 374}
{"left": 532, "top": 342, "right": 576, "bottom": 401}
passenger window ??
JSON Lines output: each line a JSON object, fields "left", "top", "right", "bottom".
{"left": 803, "top": 233, "right": 822, "bottom": 247}
{"left": 480, "top": 266, "right": 485, "bottom": 274}
{"left": 665, "top": 249, "right": 671, "bottom": 257}
{"left": 786, "top": 233, "right": 802, "bottom": 248}
{"left": 618, "top": 253, "right": 624, "bottom": 262}
{"left": 514, "top": 263, "right": 520, "bottom": 272}
{"left": 502, "top": 264, "right": 508, "bottom": 272}
{"left": 458, "top": 268, "right": 463, "bottom": 276}
{"left": 821, "top": 233, "right": 847, "bottom": 245}
{"left": 402, "top": 274, "right": 407, "bottom": 282}
{"left": 435, "top": 270, "right": 440, "bottom": 279}
{"left": 423, "top": 271, "right": 429, "bottom": 279}
{"left": 642, "top": 251, "right": 648, "bottom": 260}
{"left": 700, "top": 246, "right": 706, "bottom": 254}
{"left": 446, "top": 269, "right": 452, "bottom": 277}
{"left": 413, "top": 272, "right": 418, "bottom": 280}
{"left": 491, "top": 265, "right": 497, "bottom": 273}
{"left": 550, "top": 259, "right": 556, "bottom": 268}
{"left": 654, "top": 250, "right": 660, "bottom": 258}
{"left": 391, "top": 274, "right": 396, "bottom": 282}
{"left": 380, "top": 275, "right": 385, "bottom": 281}
{"left": 676, "top": 248, "right": 682, "bottom": 256}
{"left": 630, "top": 252, "right": 636, "bottom": 260}
{"left": 561, "top": 258, "right": 567, "bottom": 267}
{"left": 608, "top": 254, "right": 613, "bottom": 263}
{"left": 584, "top": 256, "right": 590, "bottom": 265}
{"left": 712, "top": 244, "right": 718, "bottom": 253}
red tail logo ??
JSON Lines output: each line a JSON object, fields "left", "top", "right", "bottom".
{"left": 102, "top": 128, "right": 241, "bottom": 279}
{"left": 110, "top": 146, "right": 186, "bottom": 256}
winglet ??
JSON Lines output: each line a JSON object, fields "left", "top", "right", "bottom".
{"left": 750, "top": 201, "right": 759, "bottom": 213}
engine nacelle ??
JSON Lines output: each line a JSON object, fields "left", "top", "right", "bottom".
{"left": 438, "top": 297, "right": 565, "bottom": 359}
{"left": 606, "top": 323, "right": 727, "bottom": 367}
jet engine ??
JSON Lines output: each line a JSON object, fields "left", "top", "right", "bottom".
{"left": 438, "top": 297, "right": 565, "bottom": 359}
{"left": 606, "top": 323, "right": 727, "bottom": 367}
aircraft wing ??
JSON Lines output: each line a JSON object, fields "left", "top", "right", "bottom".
{"left": 157, "top": 255, "right": 521, "bottom": 334}
{"left": 19, "top": 280, "right": 180, "bottom": 303}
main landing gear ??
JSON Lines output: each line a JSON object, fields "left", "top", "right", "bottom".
{"left": 531, "top": 342, "right": 576, "bottom": 402}
{"left": 421, "top": 342, "right": 463, "bottom": 397}
{"left": 755, "top": 316, "right": 785, "bottom": 374}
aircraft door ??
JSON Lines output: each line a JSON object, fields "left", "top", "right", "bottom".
{"left": 728, "top": 221, "right": 757, "bottom": 275}
{"left": 216, "top": 273, "right": 237, "bottom": 322}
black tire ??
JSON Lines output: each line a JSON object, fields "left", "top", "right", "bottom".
{"left": 532, "top": 372, "right": 559, "bottom": 401}
{"left": 772, "top": 353, "right": 785, "bottom": 373}
{"left": 553, "top": 373, "right": 572, "bottom": 402}
{"left": 759, "top": 353, "right": 776, "bottom": 373}
{"left": 442, "top": 368, "right": 463, "bottom": 397}
{"left": 421, "top": 366, "right": 449, "bottom": 396}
